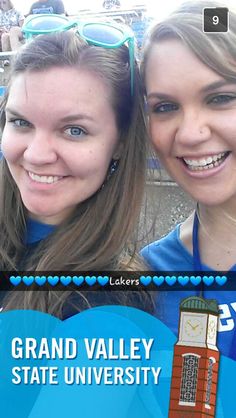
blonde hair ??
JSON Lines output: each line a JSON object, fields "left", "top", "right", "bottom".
{"left": 1, "top": 30, "right": 153, "bottom": 316}
{"left": 141, "top": 0, "right": 236, "bottom": 88}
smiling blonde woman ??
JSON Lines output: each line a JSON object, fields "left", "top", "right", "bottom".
{"left": 141, "top": 0, "right": 236, "bottom": 360}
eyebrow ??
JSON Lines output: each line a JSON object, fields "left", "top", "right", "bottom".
{"left": 146, "top": 93, "right": 172, "bottom": 101}
{"left": 59, "top": 114, "right": 95, "bottom": 123}
{"left": 5, "top": 108, "right": 25, "bottom": 117}
{"left": 5, "top": 108, "right": 95, "bottom": 123}
{"left": 147, "top": 80, "right": 236, "bottom": 101}
{"left": 200, "top": 79, "right": 236, "bottom": 93}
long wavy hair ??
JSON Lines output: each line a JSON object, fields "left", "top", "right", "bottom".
{"left": 141, "top": 0, "right": 236, "bottom": 88}
{"left": 1, "top": 30, "right": 153, "bottom": 316}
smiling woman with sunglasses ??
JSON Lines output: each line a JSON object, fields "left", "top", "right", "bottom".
{"left": 0, "top": 17, "right": 153, "bottom": 317}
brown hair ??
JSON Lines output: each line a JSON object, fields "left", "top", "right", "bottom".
{"left": 1, "top": 30, "right": 153, "bottom": 316}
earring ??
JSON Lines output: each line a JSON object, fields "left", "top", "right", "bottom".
{"left": 101, "top": 159, "right": 119, "bottom": 189}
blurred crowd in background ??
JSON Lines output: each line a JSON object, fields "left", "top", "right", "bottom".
{"left": 0, "top": 0, "right": 149, "bottom": 56}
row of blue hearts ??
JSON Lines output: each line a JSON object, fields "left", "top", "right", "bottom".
{"left": 140, "top": 275, "right": 227, "bottom": 286}
{"left": 9, "top": 275, "right": 109, "bottom": 286}
{"left": 8, "top": 274, "right": 228, "bottom": 287}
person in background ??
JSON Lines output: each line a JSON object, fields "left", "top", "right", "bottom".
{"left": 0, "top": 19, "right": 153, "bottom": 318}
{"left": 0, "top": 0, "right": 23, "bottom": 52}
{"left": 141, "top": 0, "right": 236, "bottom": 360}
{"left": 28, "top": 0, "right": 65, "bottom": 15}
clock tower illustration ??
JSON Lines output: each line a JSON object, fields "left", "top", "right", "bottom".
{"left": 168, "top": 296, "right": 220, "bottom": 418}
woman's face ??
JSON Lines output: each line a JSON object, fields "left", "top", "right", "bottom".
{"left": 2, "top": 67, "right": 121, "bottom": 224}
{"left": 145, "top": 39, "right": 236, "bottom": 206}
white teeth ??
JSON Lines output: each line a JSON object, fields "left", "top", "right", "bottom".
{"left": 29, "top": 172, "right": 62, "bottom": 184}
{"left": 183, "top": 152, "right": 228, "bottom": 171}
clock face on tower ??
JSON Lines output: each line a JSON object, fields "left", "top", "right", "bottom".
{"left": 184, "top": 318, "right": 204, "bottom": 337}
{"left": 179, "top": 313, "right": 207, "bottom": 344}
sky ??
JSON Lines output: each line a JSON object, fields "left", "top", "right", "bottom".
{"left": 13, "top": 0, "right": 189, "bottom": 17}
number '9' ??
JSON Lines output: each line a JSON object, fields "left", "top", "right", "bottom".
{"left": 213, "top": 15, "right": 219, "bottom": 25}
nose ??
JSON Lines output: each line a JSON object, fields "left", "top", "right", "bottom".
{"left": 175, "top": 109, "right": 211, "bottom": 147}
{"left": 23, "top": 130, "right": 58, "bottom": 165}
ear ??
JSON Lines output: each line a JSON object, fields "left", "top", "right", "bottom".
{"left": 112, "top": 141, "right": 124, "bottom": 160}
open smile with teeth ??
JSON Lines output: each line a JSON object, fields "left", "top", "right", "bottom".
{"left": 182, "top": 151, "right": 230, "bottom": 171}
{"left": 28, "top": 171, "right": 64, "bottom": 184}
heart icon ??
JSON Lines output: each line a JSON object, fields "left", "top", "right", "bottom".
{"left": 9, "top": 276, "right": 21, "bottom": 286}
{"left": 165, "top": 275, "right": 177, "bottom": 286}
{"left": 97, "top": 276, "right": 109, "bottom": 286}
{"left": 60, "top": 276, "right": 72, "bottom": 286}
{"left": 203, "top": 275, "right": 214, "bottom": 286}
{"left": 190, "top": 275, "right": 202, "bottom": 286}
{"left": 153, "top": 276, "right": 164, "bottom": 286}
{"left": 47, "top": 276, "right": 59, "bottom": 286}
{"left": 35, "top": 276, "right": 47, "bottom": 286}
{"left": 140, "top": 276, "right": 152, "bottom": 286}
{"left": 178, "top": 276, "right": 189, "bottom": 286}
{"left": 215, "top": 275, "right": 227, "bottom": 286}
{"left": 22, "top": 275, "right": 34, "bottom": 286}
{"left": 85, "top": 276, "right": 97, "bottom": 286}
{"left": 72, "top": 276, "right": 84, "bottom": 286}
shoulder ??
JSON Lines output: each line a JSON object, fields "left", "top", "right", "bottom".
{"left": 141, "top": 224, "right": 194, "bottom": 271}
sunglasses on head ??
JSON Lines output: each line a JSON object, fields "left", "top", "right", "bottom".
{"left": 22, "top": 14, "right": 135, "bottom": 95}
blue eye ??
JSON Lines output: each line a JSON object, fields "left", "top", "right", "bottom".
{"left": 153, "top": 103, "right": 179, "bottom": 113}
{"left": 64, "top": 126, "right": 86, "bottom": 138}
{"left": 9, "top": 118, "right": 30, "bottom": 127}
{"left": 208, "top": 94, "right": 236, "bottom": 105}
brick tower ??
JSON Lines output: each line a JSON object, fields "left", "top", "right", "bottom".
{"left": 168, "top": 297, "right": 220, "bottom": 418}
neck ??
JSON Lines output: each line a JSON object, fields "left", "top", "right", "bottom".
{"left": 198, "top": 200, "right": 236, "bottom": 240}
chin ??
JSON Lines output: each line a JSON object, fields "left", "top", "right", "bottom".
{"left": 25, "top": 203, "right": 69, "bottom": 224}
{"left": 183, "top": 190, "right": 233, "bottom": 207}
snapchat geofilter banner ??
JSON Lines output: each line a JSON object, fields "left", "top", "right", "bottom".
{"left": 0, "top": 306, "right": 235, "bottom": 418}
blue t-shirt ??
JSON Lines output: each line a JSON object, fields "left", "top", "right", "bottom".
{"left": 141, "top": 225, "right": 236, "bottom": 361}
{"left": 26, "top": 218, "right": 55, "bottom": 244}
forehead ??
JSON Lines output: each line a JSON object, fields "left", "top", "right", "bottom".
{"left": 145, "top": 39, "right": 220, "bottom": 89}
{"left": 7, "top": 67, "right": 112, "bottom": 114}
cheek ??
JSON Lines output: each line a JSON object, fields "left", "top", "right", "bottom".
{"left": 222, "top": 121, "right": 236, "bottom": 142}
{"left": 67, "top": 151, "right": 110, "bottom": 179}
{"left": 149, "top": 123, "right": 166, "bottom": 155}
{"left": 1, "top": 131, "right": 22, "bottom": 162}
{"left": 149, "top": 119, "right": 175, "bottom": 157}
{"left": 149, "top": 120, "right": 157, "bottom": 144}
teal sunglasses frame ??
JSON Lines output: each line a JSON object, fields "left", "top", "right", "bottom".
{"left": 22, "top": 14, "right": 135, "bottom": 95}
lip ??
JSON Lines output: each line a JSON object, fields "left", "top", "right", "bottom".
{"left": 177, "top": 151, "right": 228, "bottom": 159}
{"left": 179, "top": 151, "right": 231, "bottom": 179}
{"left": 25, "top": 169, "right": 68, "bottom": 190}
{"left": 26, "top": 169, "right": 65, "bottom": 177}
